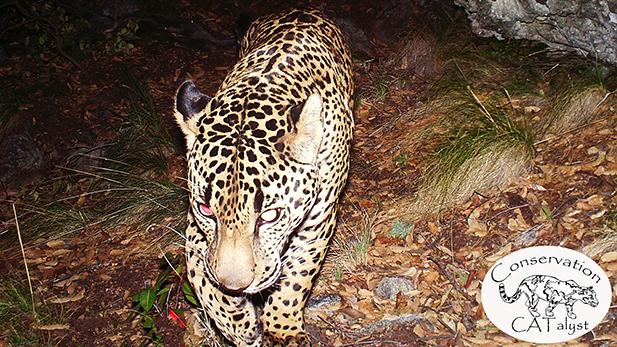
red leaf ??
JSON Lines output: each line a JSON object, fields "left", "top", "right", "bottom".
{"left": 168, "top": 309, "right": 186, "bottom": 328}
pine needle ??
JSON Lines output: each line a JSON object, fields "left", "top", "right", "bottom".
{"left": 467, "top": 85, "right": 496, "bottom": 126}
{"left": 14, "top": 204, "right": 35, "bottom": 314}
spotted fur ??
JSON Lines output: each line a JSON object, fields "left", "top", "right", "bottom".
{"left": 174, "top": 9, "right": 353, "bottom": 346}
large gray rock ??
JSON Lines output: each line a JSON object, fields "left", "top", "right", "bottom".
{"left": 0, "top": 132, "right": 46, "bottom": 190}
{"left": 455, "top": 0, "right": 617, "bottom": 65}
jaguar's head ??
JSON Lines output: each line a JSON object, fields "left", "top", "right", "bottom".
{"left": 174, "top": 80, "right": 324, "bottom": 294}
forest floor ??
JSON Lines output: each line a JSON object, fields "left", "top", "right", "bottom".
{"left": 1, "top": 0, "right": 617, "bottom": 346}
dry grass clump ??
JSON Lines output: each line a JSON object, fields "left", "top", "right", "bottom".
{"left": 539, "top": 85, "right": 611, "bottom": 139}
{"left": 406, "top": 78, "right": 535, "bottom": 217}
{"left": 7, "top": 71, "right": 187, "bottom": 247}
{"left": 411, "top": 143, "right": 532, "bottom": 217}
{"left": 583, "top": 205, "right": 617, "bottom": 259}
{"left": 328, "top": 209, "right": 384, "bottom": 278}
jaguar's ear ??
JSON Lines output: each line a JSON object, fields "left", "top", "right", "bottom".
{"left": 286, "top": 93, "right": 323, "bottom": 164}
{"left": 174, "top": 81, "right": 211, "bottom": 143}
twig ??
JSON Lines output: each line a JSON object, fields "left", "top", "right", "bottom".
{"left": 486, "top": 202, "right": 535, "bottom": 222}
{"left": 502, "top": 87, "right": 516, "bottom": 112}
{"left": 595, "top": 89, "right": 616, "bottom": 111}
{"left": 436, "top": 315, "right": 456, "bottom": 334}
{"left": 543, "top": 63, "right": 560, "bottom": 75}
{"left": 551, "top": 196, "right": 579, "bottom": 218}
{"left": 14, "top": 204, "right": 35, "bottom": 313}
{"left": 453, "top": 59, "right": 466, "bottom": 80}
{"left": 160, "top": 246, "right": 182, "bottom": 278}
{"left": 429, "top": 257, "right": 477, "bottom": 304}
{"left": 0, "top": 18, "right": 36, "bottom": 40}
{"left": 417, "top": 232, "right": 466, "bottom": 267}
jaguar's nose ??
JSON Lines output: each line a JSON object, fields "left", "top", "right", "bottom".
{"left": 214, "top": 238, "right": 255, "bottom": 293}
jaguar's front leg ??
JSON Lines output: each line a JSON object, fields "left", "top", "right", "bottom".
{"left": 260, "top": 209, "right": 337, "bottom": 346}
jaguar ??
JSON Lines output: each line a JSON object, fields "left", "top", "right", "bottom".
{"left": 174, "top": 8, "right": 353, "bottom": 346}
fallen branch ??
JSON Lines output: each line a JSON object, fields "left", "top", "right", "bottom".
{"left": 7, "top": 0, "right": 87, "bottom": 73}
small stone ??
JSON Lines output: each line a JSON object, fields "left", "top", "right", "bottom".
{"left": 461, "top": 315, "right": 477, "bottom": 331}
{"left": 307, "top": 294, "right": 343, "bottom": 309}
{"left": 374, "top": 276, "right": 415, "bottom": 300}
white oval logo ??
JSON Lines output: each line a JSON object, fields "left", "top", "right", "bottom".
{"left": 482, "top": 246, "right": 611, "bottom": 343}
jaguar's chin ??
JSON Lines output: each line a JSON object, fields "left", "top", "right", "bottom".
{"left": 243, "top": 259, "right": 282, "bottom": 295}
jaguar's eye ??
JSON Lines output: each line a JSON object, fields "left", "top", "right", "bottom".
{"left": 197, "top": 203, "right": 214, "bottom": 218}
{"left": 258, "top": 208, "right": 282, "bottom": 224}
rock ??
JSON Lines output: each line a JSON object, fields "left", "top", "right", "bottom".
{"left": 307, "top": 293, "right": 343, "bottom": 309}
{"left": 369, "top": 0, "right": 417, "bottom": 44}
{"left": 102, "top": 0, "right": 139, "bottom": 19}
{"left": 334, "top": 18, "right": 376, "bottom": 57}
{"left": 62, "top": 142, "right": 105, "bottom": 173}
{"left": 455, "top": 0, "right": 617, "bottom": 65}
{"left": 0, "top": 132, "right": 46, "bottom": 191}
{"left": 374, "top": 276, "right": 415, "bottom": 300}
{"left": 369, "top": 0, "right": 461, "bottom": 45}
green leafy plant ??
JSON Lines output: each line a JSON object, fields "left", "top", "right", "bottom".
{"left": 106, "top": 20, "right": 139, "bottom": 54}
{"left": 389, "top": 220, "right": 413, "bottom": 238}
{"left": 540, "top": 204, "right": 555, "bottom": 225}
{"left": 334, "top": 264, "right": 344, "bottom": 280}
{"left": 360, "top": 73, "right": 394, "bottom": 103}
{"left": 3, "top": 0, "right": 91, "bottom": 72}
{"left": 131, "top": 252, "right": 195, "bottom": 346}
{"left": 394, "top": 152, "right": 412, "bottom": 167}
{"left": 372, "top": 74, "right": 389, "bottom": 100}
